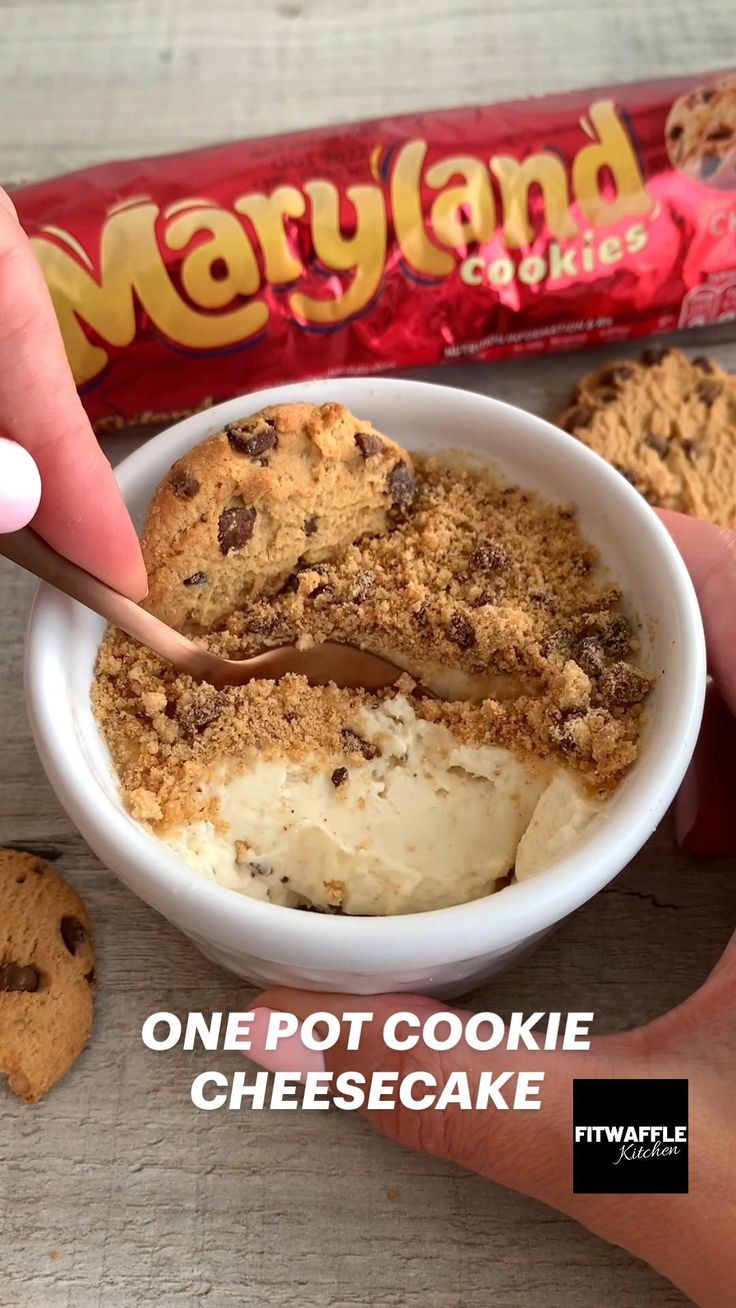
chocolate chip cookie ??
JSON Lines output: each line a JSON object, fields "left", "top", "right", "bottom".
{"left": 666, "top": 75, "right": 736, "bottom": 190}
{"left": 557, "top": 347, "right": 736, "bottom": 528}
{"left": 142, "top": 402, "right": 417, "bottom": 631}
{"left": 0, "top": 850, "right": 95, "bottom": 1103}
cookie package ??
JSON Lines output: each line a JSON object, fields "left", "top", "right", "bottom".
{"left": 10, "top": 68, "right": 736, "bottom": 432}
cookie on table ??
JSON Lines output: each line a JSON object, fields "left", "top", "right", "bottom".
{"left": 0, "top": 849, "right": 95, "bottom": 1104}
{"left": 557, "top": 347, "right": 736, "bottom": 528}
{"left": 142, "top": 401, "right": 418, "bottom": 632}
{"left": 666, "top": 74, "right": 736, "bottom": 190}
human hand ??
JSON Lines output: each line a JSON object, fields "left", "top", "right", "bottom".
{"left": 247, "top": 511, "right": 736, "bottom": 1308}
{"left": 0, "top": 188, "right": 146, "bottom": 598}
{"left": 662, "top": 511, "right": 736, "bottom": 857}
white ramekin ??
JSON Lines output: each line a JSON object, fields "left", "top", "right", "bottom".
{"left": 25, "top": 378, "right": 706, "bottom": 996}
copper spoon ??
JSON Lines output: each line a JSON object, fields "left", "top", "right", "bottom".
{"left": 0, "top": 527, "right": 415, "bottom": 692}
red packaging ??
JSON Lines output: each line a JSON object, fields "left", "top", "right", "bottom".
{"left": 12, "top": 70, "right": 736, "bottom": 430}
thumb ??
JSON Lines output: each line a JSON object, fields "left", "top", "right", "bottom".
{"left": 249, "top": 989, "right": 639, "bottom": 1214}
{"left": 0, "top": 437, "right": 41, "bottom": 532}
{"left": 247, "top": 990, "right": 716, "bottom": 1298}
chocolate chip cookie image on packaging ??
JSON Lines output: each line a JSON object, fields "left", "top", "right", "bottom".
{"left": 557, "top": 348, "right": 736, "bottom": 528}
{"left": 0, "top": 849, "right": 95, "bottom": 1103}
{"left": 666, "top": 74, "right": 736, "bottom": 189}
{"left": 141, "top": 402, "right": 417, "bottom": 632}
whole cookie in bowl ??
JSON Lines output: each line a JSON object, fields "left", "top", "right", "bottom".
{"left": 557, "top": 347, "right": 736, "bottom": 528}
{"left": 142, "top": 401, "right": 417, "bottom": 632}
{"left": 0, "top": 850, "right": 95, "bottom": 1103}
{"left": 665, "top": 74, "right": 736, "bottom": 190}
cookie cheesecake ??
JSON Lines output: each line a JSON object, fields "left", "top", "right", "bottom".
{"left": 93, "top": 402, "right": 652, "bottom": 916}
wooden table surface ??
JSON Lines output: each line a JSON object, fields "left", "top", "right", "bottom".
{"left": 2, "top": 3, "right": 735, "bottom": 1305}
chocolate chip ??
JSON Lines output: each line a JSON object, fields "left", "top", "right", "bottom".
{"left": 60, "top": 916, "right": 86, "bottom": 956}
{"left": 387, "top": 462, "right": 417, "bottom": 508}
{"left": 562, "top": 406, "right": 593, "bottom": 432}
{"left": 170, "top": 470, "right": 200, "bottom": 499}
{"left": 601, "top": 615, "right": 632, "bottom": 658}
{"left": 226, "top": 422, "right": 278, "bottom": 457}
{"left": 693, "top": 356, "right": 714, "bottom": 373}
{"left": 183, "top": 571, "right": 208, "bottom": 587}
{"left": 613, "top": 463, "right": 639, "bottom": 487}
{"left": 680, "top": 438, "right": 699, "bottom": 463}
{"left": 701, "top": 154, "right": 722, "bottom": 180}
{"left": 599, "top": 662, "right": 651, "bottom": 707}
{"left": 249, "top": 862, "right": 270, "bottom": 877}
{"left": 574, "top": 636, "right": 605, "bottom": 676}
{"left": 701, "top": 88, "right": 716, "bottom": 103}
{"left": 644, "top": 433, "right": 669, "bottom": 459}
{"left": 246, "top": 612, "right": 277, "bottom": 638}
{"left": 412, "top": 604, "right": 429, "bottom": 628}
{"left": 0, "top": 962, "right": 41, "bottom": 993}
{"left": 340, "top": 728, "right": 380, "bottom": 761}
{"left": 304, "top": 517, "right": 318, "bottom": 536}
{"left": 697, "top": 379, "right": 723, "bottom": 405}
{"left": 280, "top": 876, "right": 290, "bottom": 884}
{"left": 668, "top": 123, "right": 684, "bottom": 141}
{"left": 355, "top": 431, "right": 385, "bottom": 458}
{"left": 640, "top": 346, "right": 671, "bottom": 366}
{"left": 448, "top": 612, "right": 476, "bottom": 649}
{"left": 543, "top": 627, "right": 572, "bottom": 658}
{"left": 331, "top": 767, "right": 349, "bottom": 788}
{"left": 350, "top": 571, "right": 375, "bottom": 602}
{"left": 598, "top": 364, "right": 635, "bottom": 387}
{"left": 177, "top": 697, "right": 222, "bottom": 736}
{"left": 705, "top": 124, "right": 732, "bottom": 142}
{"left": 549, "top": 712, "right": 589, "bottom": 759}
{"left": 470, "top": 540, "right": 511, "bottom": 573}
{"left": 84, "top": 968, "right": 96, "bottom": 985}
{"left": 280, "top": 572, "right": 300, "bottom": 596}
{"left": 218, "top": 505, "right": 257, "bottom": 554}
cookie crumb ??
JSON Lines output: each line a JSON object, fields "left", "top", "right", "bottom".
{"left": 94, "top": 456, "right": 651, "bottom": 826}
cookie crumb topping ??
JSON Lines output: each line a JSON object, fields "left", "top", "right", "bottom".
{"left": 94, "top": 455, "right": 651, "bottom": 830}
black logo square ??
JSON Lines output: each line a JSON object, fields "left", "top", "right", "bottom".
{"left": 573, "top": 1079, "right": 688, "bottom": 1194}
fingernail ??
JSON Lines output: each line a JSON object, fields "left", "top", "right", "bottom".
{"left": 247, "top": 1006, "right": 326, "bottom": 1081}
{"left": 0, "top": 439, "right": 41, "bottom": 533}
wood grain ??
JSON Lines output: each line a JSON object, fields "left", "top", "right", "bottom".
{"left": 1, "top": 4, "right": 735, "bottom": 1305}
{"left": 2, "top": 0, "right": 735, "bottom": 186}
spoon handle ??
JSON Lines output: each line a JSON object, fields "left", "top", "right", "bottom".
{"left": 0, "top": 527, "right": 194, "bottom": 663}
